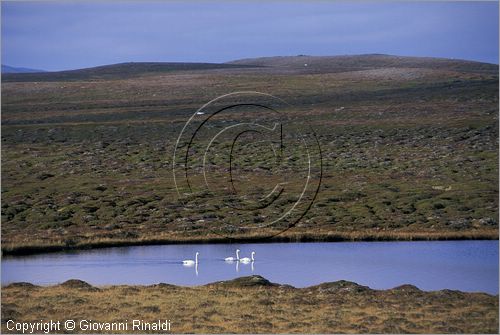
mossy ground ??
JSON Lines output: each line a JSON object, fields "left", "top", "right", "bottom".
{"left": 1, "top": 57, "right": 498, "bottom": 254}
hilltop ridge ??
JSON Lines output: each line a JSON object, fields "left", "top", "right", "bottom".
{"left": 1, "top": 64, "right": 46, "bottom": 74}
{"left": 2, "top": 54, "right": 498, "bottom": 82}
{"left": 1, "top": 61, "right": 260, "bottom": 82}
{"left": 227, "top": 54, "right": 499, "bottom": 74}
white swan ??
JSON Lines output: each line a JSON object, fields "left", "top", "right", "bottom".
{"left": 239, "top": 251, "right": 255, "bottom": 263}
{"left": 182, "top": 252, "right": 199, "bottom": 266}
{"left": 225, "top": 249, "right": 240, "bottom": 262}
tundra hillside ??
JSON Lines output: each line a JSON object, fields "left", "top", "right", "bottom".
{"left": 1, "top": 54, "right": 498, "bottom": 254}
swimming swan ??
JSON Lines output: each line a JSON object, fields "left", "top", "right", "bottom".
{"left": 225, "top": 249, "right": 240, "bottom": 262}
{"left": 239, "top": 251, "right": 255, "bottom": 263}
{"left": 183, "top": 252, "right": 199, "bottom": 266}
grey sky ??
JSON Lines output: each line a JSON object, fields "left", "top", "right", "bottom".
{"left": 2, "top": 1, "right": 498, "bottom": 71}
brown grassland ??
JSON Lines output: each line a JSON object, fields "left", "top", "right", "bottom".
{"left": 1, "top": 276, "right": 498, "bottom": 333}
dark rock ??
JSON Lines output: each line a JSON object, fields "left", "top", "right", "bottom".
{"left": 59, "top": 279, "right": 98, "bottom": 291}
{"left": 4, "top": 282, "right": 38, "bottom": 289}
{"left": 311, "top": 280, "right": 370, "bottom": 293}
{"left": 37, "top": 173, "right": 55, "bottom": 180}
{"left": 390, "top": 284, "right": 422, "bottom": 293}
{"left": 447, "top": 218, "right": 471, "bottom": 230}
{"left": 436, "top": 289, "right": 466, "bottom": 299}
{"left": 479, "top": 217, "right": 497, "bottom": 227}
{"left": 149, "top": 283, "right": 178, "bottom": 289}
{"left": 208, "top": 275, "right": 278, "bottom": 287}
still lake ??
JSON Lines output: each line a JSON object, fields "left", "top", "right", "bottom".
{"left": 2, "top": 240, "right": 498, "bottom": 294}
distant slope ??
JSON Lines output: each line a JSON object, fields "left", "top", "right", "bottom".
{"left": 2, "top": 62, "right": 261, "bottom": 82}
{"left": 227, "top": 54, "right": 499, "bottom": 75}
{"left": 2, "top": 64, "right": 45, "bottom": 74}
{"left": 3, "top": 55, "right": 498, "bottom": 83}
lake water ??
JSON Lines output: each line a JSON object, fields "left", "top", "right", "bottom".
{"left": 2, "top": 241, "right": 498, "bottom": 294}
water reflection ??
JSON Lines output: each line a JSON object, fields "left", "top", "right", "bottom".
{"left": 223, "top": 257, "right": 255, "bottom": 273}
{"left": 2, "top": 241, "right": 498, "bottom": 293}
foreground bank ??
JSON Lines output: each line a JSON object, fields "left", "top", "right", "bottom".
{"left": 2, "top": 276, "right": 498, "bottom": 333}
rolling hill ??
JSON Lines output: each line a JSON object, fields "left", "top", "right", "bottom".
{"left": 1, "top": 61, "right": 261, "bottom": 82}
{"left": 2, "top": 54, "right": 498, "bottom": 83}
{"left": 227, "top": 54, "right": 499, "bottom": 74}
{"left": 1, "top": 64, "right": 45, "bottom": 74}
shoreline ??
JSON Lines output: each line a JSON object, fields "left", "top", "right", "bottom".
{"left": 2, "top": 275, "right": 498, "bottom": 295}
{"left": 2, "top": 229, "right": 498, "bottom": 256}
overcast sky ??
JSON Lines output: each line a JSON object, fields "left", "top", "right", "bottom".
{"left": 2, "top": 1, "right": 498, "bottom": 71}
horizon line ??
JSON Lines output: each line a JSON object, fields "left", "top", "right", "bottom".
{"left": 3, "top": 52, "right": 499, "bottom": 73}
